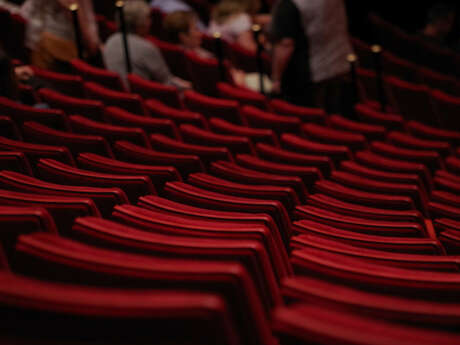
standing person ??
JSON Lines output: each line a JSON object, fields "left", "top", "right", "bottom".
{"left": 103, "top": 0, "right": 191, "bottom": 89}
{"left": 21, "top": 0, "right": 100, "bottom": 73}
{"left": 270, "top": 0, "right": 353, "bottom": 113}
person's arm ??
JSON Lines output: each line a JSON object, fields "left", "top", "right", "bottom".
{"left": 236, "top": 30, "right": 257, "bottom": 53}
{"left": 271, "top": 37, "right": 294, "bottom": 94}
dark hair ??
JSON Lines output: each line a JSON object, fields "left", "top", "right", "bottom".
{"left": 163, "top": 11, "right": 197, "bottom": 44}
{"left": 427, "top": 2, "right": 456, "bottom": 24}
{"left": 0, "top": 48, "right": 18, "bottom": 100}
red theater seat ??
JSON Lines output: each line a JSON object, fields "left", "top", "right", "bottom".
{"left": 0, "top": 189, "right": 100, "bottom": 232}
{"left": 103, "top": 106, "right": 180, "bottom": 139}
{"left": 13, "top": 233, "right": 273, "bottom": 345}
{"left": 84, "top": 82, "right": 146, "bottom": 115}
{"left": 183, "top": 90, "right": 242, "bottom": 124}
{"left": 22, "top": 121, "right": 114, "bottom": 158}
{"left": 146, "top": 98, "right": 208, "bottom": 128}
{"left": 0, "top": 151, "right": 33, "bottom": 176}
{"left": 0, "top": 96, "right": 69, "bottom": 130}
{"left": 293, "top": 219, "right": 443, "bottom": 255}
{"left": 113, "top": 141, "right": 204, "bottom": 178}
{"left": 71, "top": 59, "right": 125, "bottom": 91}
{"left": 209, "top": 118, "right": 278, "bottom": 146}
{"left": 69, "top": 115, "right": 151, "bottom": 148}
{"left": 38, "top": 88, "right": 104, "bottom": 121}
{"left": 128, "top": 74, "right": 183, "bottom": 109}
{"left": 272, "top": 304, "right": 460, "bottom": 345}
{"left": 0, "top": 272, "right": 241, "bottom": 345}
{"left": 0, "top": 171, "right": 128, "bottom": 218}
{"left": 77, "top": 152, "right": 181, "bottom": 192}
{"left": 36, "top": 158, "right": 155, "bottom": 204}
{"left": 0, "top": 136, "right": 75, "bottom": 167}
{"left": 180, "top": 124, "right": 254, "bottom": 155}
{"left": 33, "top": 66, "right": 85, "bottom": 97}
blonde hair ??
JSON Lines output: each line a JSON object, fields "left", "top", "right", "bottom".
{"left": 121, "top": 0, "right": 151, "bottom": 33}
{"left": 211, "top": 0, "right": 260, "bottom": 24}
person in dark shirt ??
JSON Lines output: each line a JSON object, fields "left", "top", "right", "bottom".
{"left": 270, "top": 0, "right": 353, "bottom": 113}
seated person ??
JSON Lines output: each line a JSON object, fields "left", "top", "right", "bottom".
{"left": 164, "top": 10, "right": 272, "bottom": 93}
{"left": 419, "top": 2, "right": 456, "bottom": 48}
{"left": 208, "top": 0, "right": 262, "bottom": 53}
{"left": 21, "top": 0, "right": 100, "bottom": 73}
{"left": 163, "top": 10, "right": 213, "bottom": 58}
{"left": 103, "top": 0, "right": 191, "bottom": 89}
{"left": 150, "top": 0, "right": 206, "bottom": 30}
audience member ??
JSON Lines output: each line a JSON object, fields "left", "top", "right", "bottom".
{"left": 103, "top": 0, "right": 191, "bottom": 89}
{"left": 163, "top": 10, "right": 273, "bottom": 92}
{"left": 419, "top": 2, "right": 456, "bottom": 48}
{"left": 21, "top": 0, "right": 100, "bottom": 73}
{"left": 270, "top": 0, "right": 353, "bottom": 113}
{"left": 163, "top": 10, "right": 213, "bottom": 58}
{"left": 150, "top": 0, "right": 206, "bottom": 30}
{"left": 208, "top": 0, "right": 261, "bottom": 52}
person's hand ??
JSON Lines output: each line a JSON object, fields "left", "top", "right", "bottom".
{"left": 271, "top": 80, "right": 281, "bottom": 95}
{"left": 14, "top": 66, "right": 34, "bottom": 82}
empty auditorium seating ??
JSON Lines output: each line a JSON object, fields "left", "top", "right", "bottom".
{"left": 430, "top": 89, "right": 460, "bottom": 131}
{"left": 69, "top": 115, "right": 151, "bottom": 148}
{"left": 328, "top": 114, "right": 386, "bottom": 141}
{"left": 293, "top": 219, "right": 443, "bottom": 255}
{"left": 163, "top": 181, "right": 292, "bottom": 244}
{"left": 209, "top": 118, "right": 279, "bottom": 146}
{"left": 188, "top": 172, "right": 299, "bottom": 212}
{"left": 71, "top": 59, "right": 125, "bottom": 91}
{"left": 0, "top": 136, "right": 75, "bottom": 168}
{"left": 137, "top": 195, "right": 292, "bottom": 277}
{"left": 0, "top": 151, "right": 33, "bottom": 176}
{"left": 282, "top": 276, "right": 460, "bottom": 330}
{"left": 13, "top": 234, "right": 274, "bottom": 345}
{"left": 128, "top": 74, "right": 183, "bottom": 109}
{"left": 0, "top": 170, "right": 128, "bottom": 218}
{"left": 269, "top": 99, "right": 326, "bottom": 123}
{"left": 217, "top": 83, "right": 268, "bottom": 109}
{"left": 281, "top": 134, "right": 353, "bottom": 165}
{"left": 113, "top": 141, "right": 204, "bottom": 178}
{"left": 294, "top": 205, "right": 424, "bottom": 237}
{"left": 301, "top": 123, "right": 368, "bottom": 151}
{"left": 38, "top": 88, "right": 104, "bottom": 121}
{"left": 0, "top": 96, "right": 69, "bottom": 130}
{"left": 236, "top": 154, "right": 323, "bottom": 191}
{"left": 0, "top": 188, "right": 100, "bottom": 232}
{"left": 354, "top": 103, "right": 404, "bottom": 129}
{"left": 255, "top": 143, "right": 334, "bottom": 177}
{"left": 145, "top": 98, "right": 209, "bottom": 128}
{"left": 0, "top": 115, "right": 21, "bottom": 140}
{"left": 210, "top": 160, "right": 308, "bottom": 203}
{"left": 103, "top": 106, "right": 180, "bottom": 139}
{"left": 150, "top": 133, "right": 233, "bottom": 166}
{"left": 241, "top": 106, "right": 301, "bottom": 134}
{"left": 77, "top": 152, "right": 181, "bottom": 191}
{"left": 22, "top": 121, "right": 114, "bottom": 158}
{"left": 70, "top": 217, "right": 282, "bottom": 315}
{"left": 180, "top": 124, "right": 255, "bottom": 155}
{"left": 84, "top": 82, "right": 147, "bottom": 115}
{"left": 0, "top": 272, "right": 241, "bottom": 345}
{"left": 33, "top": 67, "right": 85, "bottom": 97}
{"left": 183, "top": 90, "right": 242, "bottom": 124}
{"left": 272, "top": 304, "right": 460, "bottom": 345}
{"left": 36, "top": 158, "right": 155, "bottom": 204}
